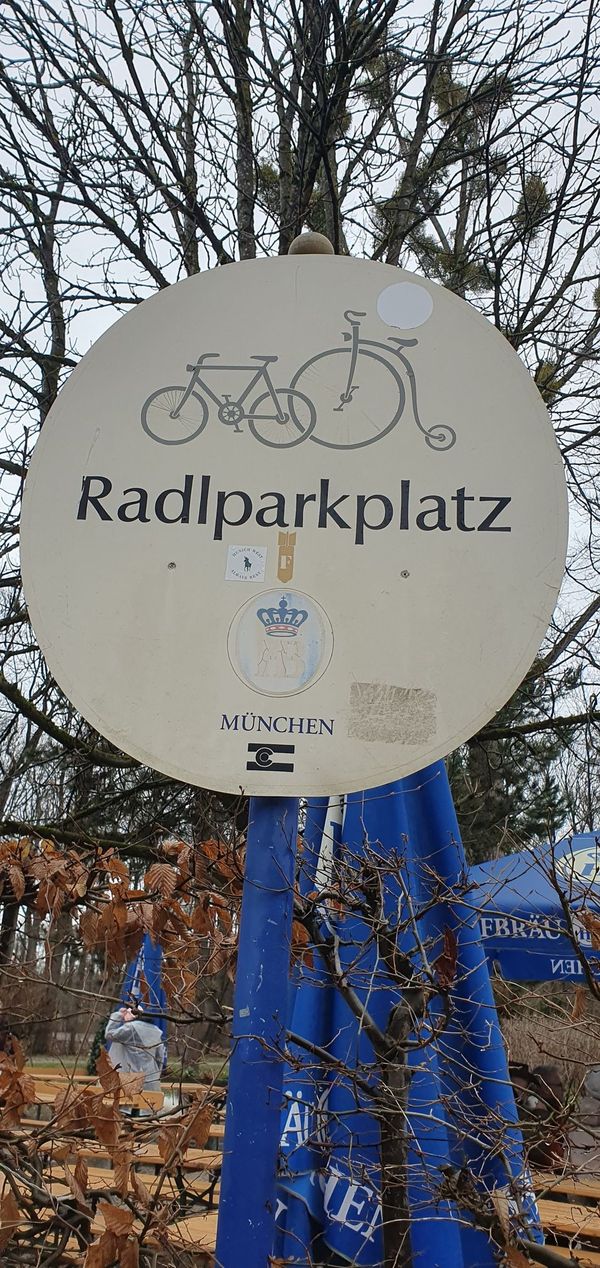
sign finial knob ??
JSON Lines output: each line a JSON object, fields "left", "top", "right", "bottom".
{"left": 288, "top": 231, "right": 334, "bottom": 255}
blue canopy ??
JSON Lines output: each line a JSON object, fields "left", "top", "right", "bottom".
{"left": 275, "top": 766, "right": 540, "bottom": 1268}
{"left": 121, "top": 932, "right": 168, "bottom": 1043}
{"left": 469, "top": 833, "right": 600, "bottom": 982}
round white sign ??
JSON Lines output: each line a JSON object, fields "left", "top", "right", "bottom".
{"left": 21, "top": 257, "right": 568, "bottom": 796}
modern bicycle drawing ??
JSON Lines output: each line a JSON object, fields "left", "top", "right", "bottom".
{"left": 141, "top": 354, "right": 316, "bottom": 449}
{"left": 140, "top": 309, "right": 456, "bottom": 452}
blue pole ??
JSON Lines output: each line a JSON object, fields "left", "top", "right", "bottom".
{"left": 215, "top": 796, "right": 299, "bottom": 1268}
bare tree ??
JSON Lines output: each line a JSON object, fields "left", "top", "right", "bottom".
{"left": 0, "top": 0, "right": 597, "bottom": 858}
{"left": 0, "top": 2, "right": 599, "bottom": 1262}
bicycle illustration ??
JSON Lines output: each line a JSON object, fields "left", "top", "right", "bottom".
{"left": 141, "top": 355, "right": 316, "bottom": 449}
{"left": 141, "top": 309, "right": 456, "bottom": 451}
{"left": 289, "top": 309, "right": 456, "bottom": 451}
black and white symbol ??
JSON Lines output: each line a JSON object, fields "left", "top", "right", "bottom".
{"left": 246, "top": 742, "right": 295, "bottom": 773}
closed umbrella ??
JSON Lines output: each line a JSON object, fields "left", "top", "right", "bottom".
{"left": 276, "top": 763, "right": 541, "bottom": 1267}
{"left": 120, "top": 932, "right": 168, "bottom": 1053}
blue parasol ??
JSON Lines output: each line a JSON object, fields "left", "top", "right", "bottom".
{"left": 120, "top": 932, "right": 168, "bottom": 1045}
{"left": 275, "top": 763, "right": 541, "bottom": 1267}
{"left": 468, "top": 833, "right": 600, "bottom": 982}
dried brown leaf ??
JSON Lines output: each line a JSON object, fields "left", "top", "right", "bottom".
{"left": 53, "top": 1093, "right": 83, "bottom": 1130}
{"left": 96, "top": 1047, "right": 121, "bottom": 1097}
{"left": 176, "top": 843, "right": 193, "bottom": 878}
{"left": 492, "top": 1192, "right": 510, "bottom": 1243}
{"left": 291, "top": 920, "right": 313, "bottom": 970}
{"left": 580, "top": 910, "right": 600, "bottom": 950}
{"left": 75, "top": 1153, "right": 88, "bottom": 1193}
{"left": 92, "top": 1103, "right": 121, "bottom": 1149}
{"left": 191, "top": 902, "right": 211, "bottom": 935}
{"left": 80, "top": 911, "right": 100, "bottom": 950}
{"left": 8, "top": 865, "right": 25, "bottom": 901}
{"left": 505, "top": 1250, "right": 531, "bottom": 1267}
{"left": 571, "top": 985, "right": 587, "bottom": 1021}
{"left": 119, "top": 1237, "right": 140, "bottom": 1268}
{"left": 105, "top": 857, "right": 130, "bottom": 883}
{"left": 0, "top": 1190, "right": 21, "bottom": 1251}
{"left": 84, "top": 1230, "right": 118, "bottom": 1268}
{"left": 131, "top": 1170, "right": 151, "bottom": 1209}
{"left": 157, "top": 1127, "right": 182, "bottom": 1163}
{"left": 18, "top": 1074, "right": 36, "bottom": 1104}
{"left": 186, "top": 1103, "right": 213, "bottom": 1149}
{"left": 112, "top": 1148, "right": 133, "bottom": 1198}
{"left": 118, "top": 1072, "right": 145, "bottom": 1100}
{"left": 10, "top": 1038, "right": 25, "bottom": 1073}
{"left": 434, "top": 926, "right": 458, "bottom": 989}
{"left": 99, "top": 1202, "right": 135, "bottom": 1237}
{"left": 46, "top": 1142, "right": 71, "bottom": 1163}
{"left": 64, "top": 1159, "right": 92, "bottom": 1212}
{"left": 0, "top": 1107, "right": 20, "bottom": 1128}
{"left": 144, "top": 863, "right": 178, "bottom": 899}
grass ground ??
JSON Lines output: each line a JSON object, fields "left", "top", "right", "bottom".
{"left": 27, "top": 1053, "right": 229, "bottom": 1082}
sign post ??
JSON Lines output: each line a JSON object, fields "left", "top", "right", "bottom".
{"left": 215, "top": 796, "right": 298, "bottom": 1268}
{"left": 20, "top": 233, "right": 568, "bottom": 1266}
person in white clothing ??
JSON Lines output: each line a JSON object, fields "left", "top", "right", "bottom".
{"left": 105, "top": 1005, "right": 165, "bottom": 1091}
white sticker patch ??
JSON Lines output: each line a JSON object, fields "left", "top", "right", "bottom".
{"left": 225, "top": 545, "right": 267, "bottom": 582}
{"left": 377, "top": 282, "right": 434, "bottom": 329}
{"left": 348, "top": 681, "right": 436, "bottom": 743}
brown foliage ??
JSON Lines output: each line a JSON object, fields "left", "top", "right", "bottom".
{"left": 0, "top": 836, "right": 241, "bottom": 996}
{"left": 98, "top": 1201, "right": 135, "bottom": 1237}
{"left": 291, "top": 920, "right": 314, "bottom": 970}
{"left": 579, "top": 910, "right": 600, "bottom": 951}
{"left": 186, "top": 1101, "right": 214, "bottom": 1148}
{"left": 505, "top": 1251, "right": 532, "bottom": 1267}
{"left": 0, "top": 1191, "right": 21, "bottom": 1252}
{"left": 434, "top": 926, "right": 458, "bottom": 989}
{"left": 571, "top": 985, "right": 587, "bottom": 1021}
{"left": 0, "top": 1046, "right": 37, "bottom": 1127}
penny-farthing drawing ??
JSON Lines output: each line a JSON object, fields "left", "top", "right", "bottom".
{"left": 289, "top": 285, "right": 456, "bottom": 451}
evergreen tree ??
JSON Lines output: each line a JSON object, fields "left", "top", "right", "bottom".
{"left": 449, "top": 673, "right": 577, "bottom": 862}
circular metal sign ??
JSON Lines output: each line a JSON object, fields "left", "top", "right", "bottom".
{"left": 21, "top": 257, "right": 568, "bottom": 795}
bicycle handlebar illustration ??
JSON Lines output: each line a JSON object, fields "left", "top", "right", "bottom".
{"left": 141, "top": 311, "right": 456, "bottom": 451}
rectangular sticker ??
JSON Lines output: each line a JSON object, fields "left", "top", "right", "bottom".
{"left": 225, "top": 545, "right": 267, "bottom": 582}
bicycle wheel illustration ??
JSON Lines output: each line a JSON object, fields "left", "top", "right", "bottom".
{"left": 141, "top": 386, "right": 208, "bottom": 445}
{"left": 247, "top": 387, "right": 317, "bottom": 448}
{"left": 289, "top": 347, "right": 405, "bottom": 450}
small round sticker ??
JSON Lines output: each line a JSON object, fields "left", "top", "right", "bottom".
{"left": 377, "top": 282, "right": 434, "bottom": 329}
{"left": 228, "top": 588, "right": 334, "bottom": 697}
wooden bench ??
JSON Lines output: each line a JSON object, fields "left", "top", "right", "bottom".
{"left": 45, "top": 1162, "right": 220, "bottom": 1204}
{"left": 537, "top": 1198, "right": 600, "bottom": 1242}
{"left": 535, "top": 1173, "right": 600, "bottom": 1203}
{"left": 41, "top": 1140, "right": 223, "bottom": 1172}
{"left": 147, "top": 1211, "right": 218, "bottom": 1254}
{"left": 0, "top": 1174, "right": 218, "bottom": 1264}
{"left": 531, "top": 1172, "right": 600, "bottom": 1263}
{"left": 21, "top": 1079, "right": 164, "bottom": 1113}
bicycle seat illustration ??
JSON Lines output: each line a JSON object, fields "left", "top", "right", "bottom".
{"left": 141, "top": 306, "right": 456, "bottom": 452}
